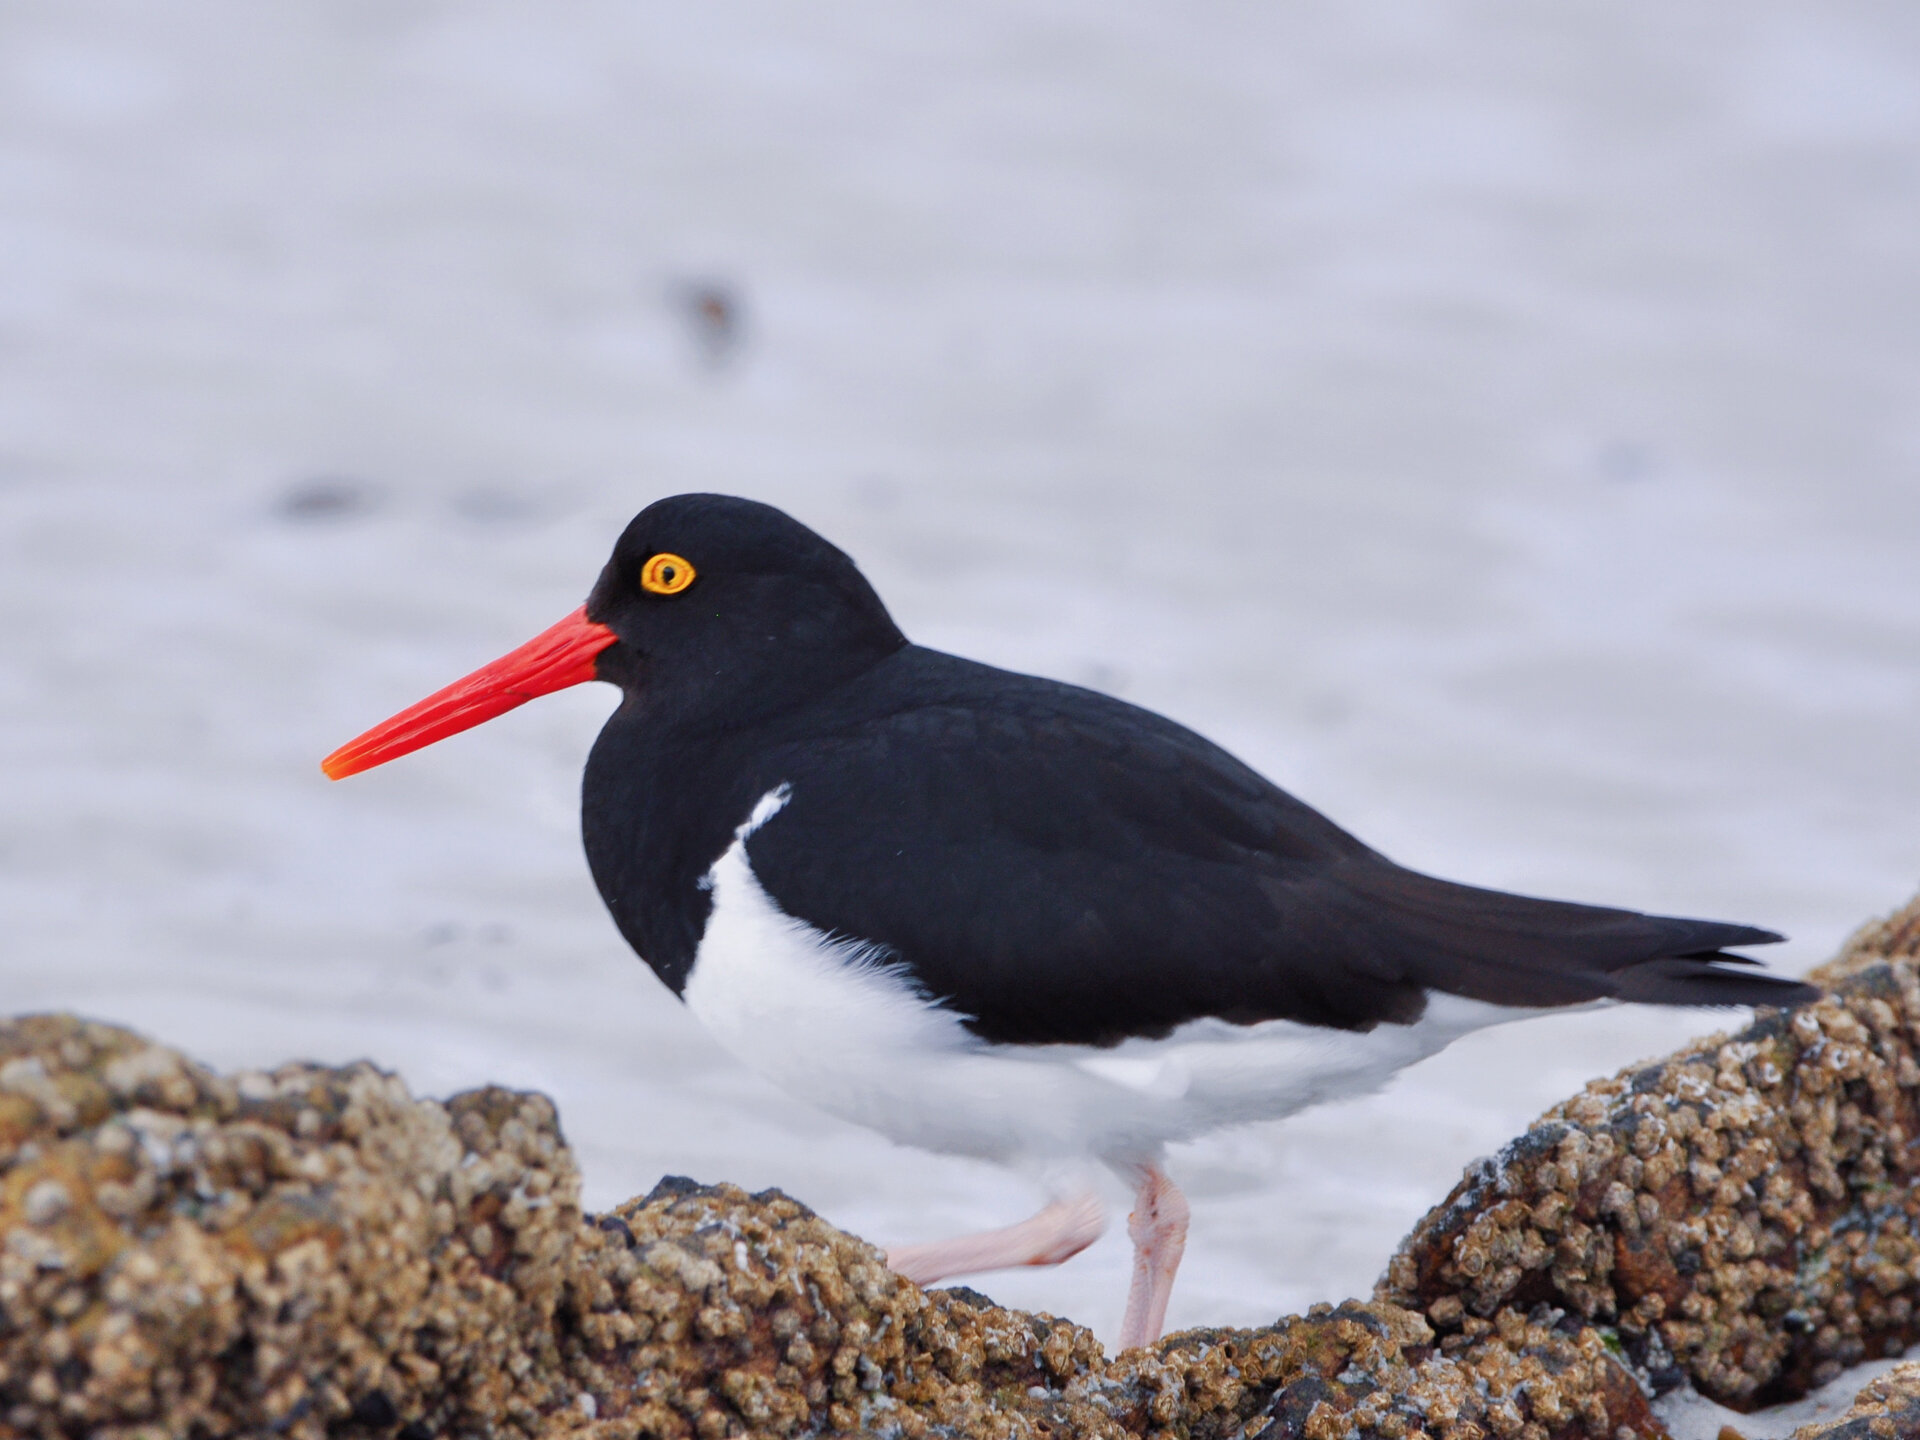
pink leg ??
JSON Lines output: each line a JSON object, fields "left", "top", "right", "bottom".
{"left": 886, "top": 1191, "right": 1106, "bottom": 1285}
{"left": 1116, "top": 1163, "right": 1189, "bottom": 1351}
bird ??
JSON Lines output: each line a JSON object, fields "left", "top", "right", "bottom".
{"left": 322, "top": 492, "right": 1819, "bottom": 1349}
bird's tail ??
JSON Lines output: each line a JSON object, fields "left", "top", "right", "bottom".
{"left": 1341, "top": 863, "right": 1820, "bottom": 1011}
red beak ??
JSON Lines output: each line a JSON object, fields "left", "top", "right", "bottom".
{"left": 322, "top": 606, "right": 618, "bottom": 780}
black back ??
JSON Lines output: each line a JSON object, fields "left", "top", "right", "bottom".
{"left": 579, "top": 495, "right": 1818, "bottom": 1046}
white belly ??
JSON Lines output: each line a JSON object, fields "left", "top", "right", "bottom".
{"left": 680, "top": 787, "right": 1544, "bottom": 1168}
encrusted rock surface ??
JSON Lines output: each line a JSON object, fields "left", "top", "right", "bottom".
{"left": 553, "top": 1185, "right": 1655, "bottom": 1439}
{"left": 10, "top": 893, "right": 1920, "bottom": 1438}
{"left": 1383, "top": 893, "right": 1920, "bottom": 1418}
{"left": 0, "top": 1013, "right": 1662, "bottom": 1438}
{"left": 0, "top": 1014, "right": 583, "bottom": 1437}
{"left": 1789, "top": 1359, "right": 1920, "bottom": 1439}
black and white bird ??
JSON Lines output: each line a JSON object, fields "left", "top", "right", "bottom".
{"left": 324, "top": 493, "right": 1817, "bottom": 1349}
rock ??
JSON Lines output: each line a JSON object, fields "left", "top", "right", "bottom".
{"left": 0, "top": 1013, "right": 1664, "bottom": 1438}
{"left": 9, "top": 894, "right": 1920, "bottom": 1437}
{"left": 1789, "top": 1359, "right": 1920, "bottom": 1438}
{"left": 553, "top": 1197, "right": 1652, "bottom": 1439}
{"left": 1382, "top": 891, "right": 1920, "bottom": 1418}
{"left": 0, "top": 1013, "right": 584, "bottom": 1437}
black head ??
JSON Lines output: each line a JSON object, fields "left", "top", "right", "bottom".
{"left": 585, "top": 495, "right": 907, "bottom": 731}
{"left": 321, "top": 493, "right": 905, "bottom": 779}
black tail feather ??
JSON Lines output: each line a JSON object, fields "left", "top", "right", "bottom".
{"left": 1680, "top": 947, "right": 1764, "bottom": 966}
{"left": 1610, "top": 955, "right": 1821, "bottom": 1009}
{"left": 1337, "top": 862, "right": 1819, "bottom": 1012}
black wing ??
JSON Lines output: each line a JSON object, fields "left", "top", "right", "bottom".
{"left": 743, "top": 648, "right": 1816, "bottom": 1047}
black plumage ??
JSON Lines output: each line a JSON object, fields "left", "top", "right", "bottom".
{"left": 576, "top": 493, "right": 1816, "bottom": 1047}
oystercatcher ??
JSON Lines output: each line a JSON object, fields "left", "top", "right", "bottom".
{"left": 323, "top": 493, "right": 1816, "bottom": 1348}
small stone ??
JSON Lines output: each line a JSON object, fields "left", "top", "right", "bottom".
{"left": 21, "top": 1181, "right": 69, "bottom": 1226}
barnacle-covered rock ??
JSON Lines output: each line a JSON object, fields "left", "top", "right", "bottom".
{"left": 552, "top": 1216, "right": 1656, "bottom": 1440}
{"left": 1789, "top": 1359, "right": 1920, "bottom": 1439}
{"left": 1382, "top": 893, "right": 1920, "bottom": 1414}
{"left": 15, "top": 895, "right": 1920, "bottom": 1438}
{"left": 0, "top": 1013, "right": 582, "bottom": 1437}
{"left": 0, "top": 1012, "right": 1661, "bottom": 1439}
{"left": 551, "top": 1176, "right": 1111, "bottom": 1439}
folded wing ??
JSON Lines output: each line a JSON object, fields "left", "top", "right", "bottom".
{"left": 743, "top": 649, "right": 1817, "bottom": 1047}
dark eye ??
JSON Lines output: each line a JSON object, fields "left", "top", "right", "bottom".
{"left": 640, "top": 553, "right": 697, "bottom": 595}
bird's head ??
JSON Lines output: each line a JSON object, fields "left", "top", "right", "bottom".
{"left": 322, "top": 493, "right": 905, "bottom": 780}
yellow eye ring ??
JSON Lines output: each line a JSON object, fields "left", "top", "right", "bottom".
{"left": 640, "top": 553, "right": 697, "bottom": 595}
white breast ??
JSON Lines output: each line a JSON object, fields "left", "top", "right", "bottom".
{"left": 681, "top": 786, "right": 1551, "bottom": 1170}
{"left": 681, "top": 784, "right": 982, "bottom": 1126}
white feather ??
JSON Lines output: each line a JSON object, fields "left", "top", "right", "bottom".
{"left": 681, "top": 786, "right": 1552, "bottom": 1171}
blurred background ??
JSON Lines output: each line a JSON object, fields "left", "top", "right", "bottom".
{"left": 3, "top": 1, "right": 1918, "bottom": 1342}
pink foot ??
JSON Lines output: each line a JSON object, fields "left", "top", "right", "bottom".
{"left": 887, "top": 1192, "right": 1106, "bottom": 1285}
{"left": 1116, "top": 1163, "right": 1189, "bottom": 1351}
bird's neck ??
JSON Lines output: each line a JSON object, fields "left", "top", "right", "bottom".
{"left": 580, "top": 636, "right": 904, "bottom": 993}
